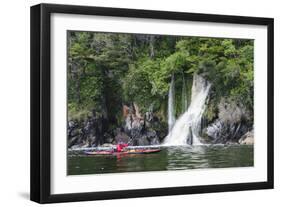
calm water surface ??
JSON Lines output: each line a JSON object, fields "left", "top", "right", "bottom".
{"left": 68, "top": 145, "right": 253, "bottom": 175}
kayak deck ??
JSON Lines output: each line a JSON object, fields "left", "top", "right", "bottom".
{"left": 84, "top": 148, "right": 161, "bottom": 155}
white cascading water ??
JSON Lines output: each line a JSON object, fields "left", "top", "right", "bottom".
{"left": 164, "top": 74, "right": 211, "bottom": 146}
{"left": 168, "top": 74, "right": 176, "bottom": 132}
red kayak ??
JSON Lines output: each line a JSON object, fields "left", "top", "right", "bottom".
{"left": 84, "top": 148, "right": 161, "bottom": 155}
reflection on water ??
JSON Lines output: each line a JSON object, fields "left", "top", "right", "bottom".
{"left": 68, "top": 145, "right": 253, "bottom": 175}
{"left": 166, "top": 146, "right": 209, "bottom": 170}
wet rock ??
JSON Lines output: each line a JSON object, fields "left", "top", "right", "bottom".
{"left": 67, "top": 110, "right": 108, "bottom": 147}
{"left": 150, "top": 137, "right": 160, "bottom": 145}
{"left": 104, "top": 132, "right": 114, "bottom": 143}
{"left": 68, "top": 135, "right": 79, "bottom": 148}
{"left": 136, "top": 136, "right": 150, "bottom": 146}
{"left": 114, "top": 128, "right": 131, "bottom": 144}
{"left": 239, "top": 130, "right": 254, "bottom": 145}
{"left": 203, "top": 99, "right": 252, "bottom": 144}
{"left": 123, "top": 103, "right": 161, "bottom": 145}
{"left": 205, "top": 119, "right": 249, "bottom": 143}
{"left": 68, "top": 120, "right": 80, "bottom": 138}
{"left": 68, "top": 103, "right": 164, "bottom": 147}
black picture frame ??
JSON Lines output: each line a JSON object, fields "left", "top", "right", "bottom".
{"left": 30, "top": 3, "right": 274, "bottom": 204}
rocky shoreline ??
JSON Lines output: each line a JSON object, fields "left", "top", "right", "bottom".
{"left": 68, "top": 102, "right": 253, "bottom": 149}
{"left": 68, "top": 103, "right": 167, "bottom": 149}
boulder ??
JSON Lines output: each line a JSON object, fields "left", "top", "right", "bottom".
{"left": 205, "top": 119, "right": 249, "bottom": 143}
{"left": 239, "top": 130, "right": 254, "bottom": 145}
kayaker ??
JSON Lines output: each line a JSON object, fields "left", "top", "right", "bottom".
{"left": 116, "top": 143, "right": 128, "bottom": 152}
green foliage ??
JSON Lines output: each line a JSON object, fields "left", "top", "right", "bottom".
{"left": 173, "top": 37, "right": 254, "bottom": 110}
{"left": 67, "top": 31, "right": 254, "bottom": 124}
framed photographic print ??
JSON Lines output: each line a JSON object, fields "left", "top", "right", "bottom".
{"left": 30, "top": 3, "right": 274, "bottom": 203}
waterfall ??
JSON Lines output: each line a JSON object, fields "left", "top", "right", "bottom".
{"left": 182, "top": 74, "right": 188, "bottom": 113}
{"left": 168, "top": 74, "right": 176, "bottom": 132}
{"left": 164, "top": 74, "right": 211, "bottom": 146}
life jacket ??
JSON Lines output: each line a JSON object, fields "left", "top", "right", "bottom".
{"left": 116, "top": 143, "right": 128, "bottom": 152}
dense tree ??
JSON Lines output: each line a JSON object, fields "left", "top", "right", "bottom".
{"left": 67, "top": 32, "right": 254, "bottom": 128}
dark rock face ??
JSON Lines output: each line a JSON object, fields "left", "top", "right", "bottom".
{"left": 67, "top": 121, "right": 80, "bottom": 148}
{"left": 114, "top": 128, "right": 131, "bottom": 144}
{"left": 67, "top": 110, "right": 108, "bottom": 148}
{"left": 204, "top": 119, "right": 250, "bottom": 143}
{"left": 67, "top": 104, "right": 165, "bottom": 148}
{"left": 121, "top": 103, "right": 163, "bottom": 145}
{"left": 202, "top": 99, "right": 253, "bottom": 144}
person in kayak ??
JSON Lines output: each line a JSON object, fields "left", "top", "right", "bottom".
{"left": 116, "top": 143, "right": 128, "bottom": 152}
